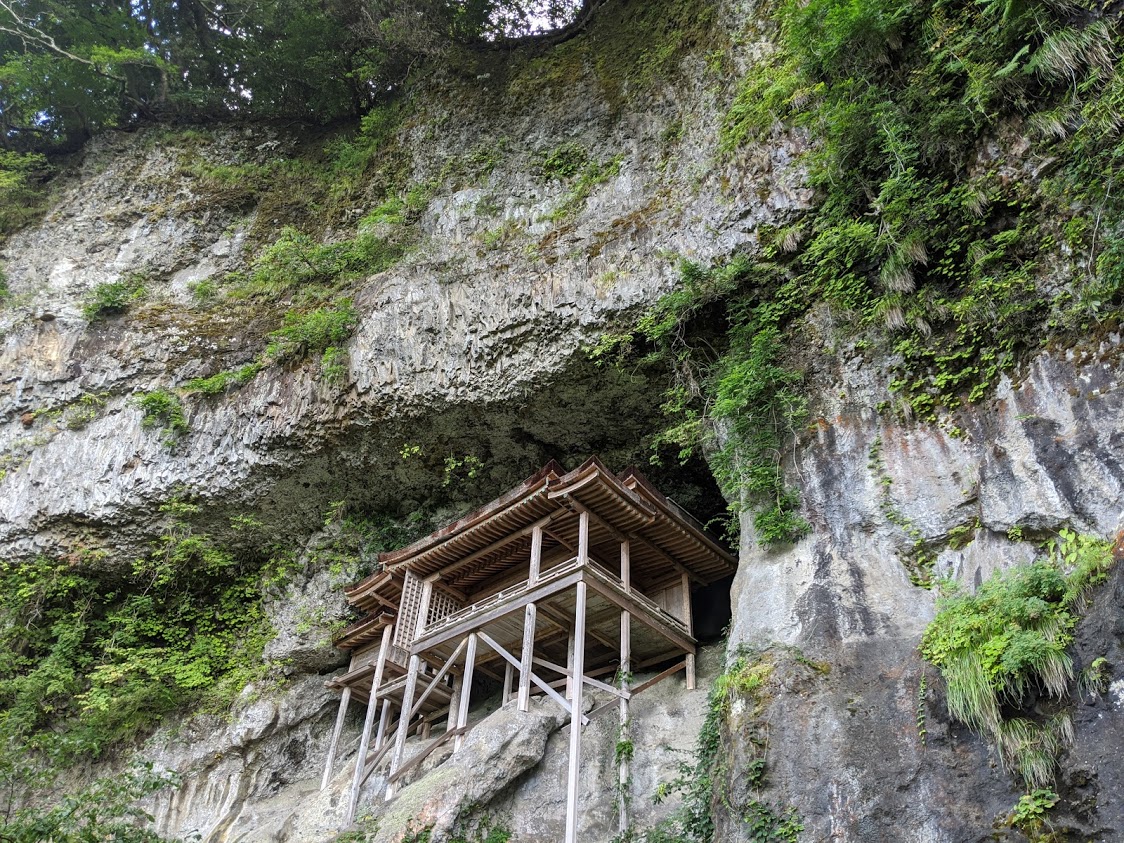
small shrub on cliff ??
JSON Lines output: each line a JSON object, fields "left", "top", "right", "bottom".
{"left": 921, "top": 530, "right": 1115, "bottom": 788}
{"left": 184, "top": 363, "right": 262, "bottom": 395}
{"left": 134, "top": 389, "right": 188, "bottom": 447}
{"left": 265, "top": 299, "right": 359, "bottom": 363}
{"left": 82, "top": 273, "right": 148, "bottom": 321}
{"left": 239, "top": 228, "right": 401, "bottom": 298}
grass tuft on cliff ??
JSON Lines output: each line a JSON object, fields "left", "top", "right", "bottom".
{"left": 921, "top": 529, "right": 1116, "bottom": 789}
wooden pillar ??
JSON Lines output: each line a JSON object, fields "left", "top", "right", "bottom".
{"left": 502, "top": 662, "right": 514, "bottom": 705}
{"left": 387, "top": 579, "right": 433, "bottom": 800}
{"left": 346, "top": 623, "right": 392, "bottom": 822}
{"left": 577, "top": 510, "right": 589, "bottom": 566}
{"left": 387, "top": 654, "right": 420, "bottom": 800}
{"left": 681, "top": 572, "right": 695, "bottom": 690}
{"left": 519, "top": 526, "right": 543, "bottom": 712}
{"left": 564, "top": 580, "right": 587, "bottom": 843}
{"left": 321, "top": 686, "right": 352, "bottom": 790}
{"left": 518, "top": 603, "right": 537, "bottom": 711}
{"left": 374, "top": 699, "right": 392, "bottom": 751}
{"left": 447, "top": 671, "right": 463, "bottom": 732}
{"left": 565, "top": 627, "right": 575, "bottom": 700}
{"left": 618, "top": 540, "right": 632, "bottom": 835}
{"left": 529, "top": 525, "right": 543, "bottom": 582}
{"left": 454, "top": 633, "right": 478, "bottom": 752}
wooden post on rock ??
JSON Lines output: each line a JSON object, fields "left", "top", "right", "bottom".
{"left": 564, "top": 579, "right": 587, "bottom": 843}
{"left": 322, "top": 686, "right": 351, "bottom": 790}
{"left": 681, "top": 571, "right": 695, "bottom": 690}
{"left": 618, "top": 539, "right": 632, "bottom": 836}
{"left": 518, "top": 526, "right": 542, "bottom": 712}
{"left": 564, "top": 510, "right": 590, "bottom": 843}
{"left": 346, "top": 623, "right": 392, "bottom": 822}
{"left": 386, "top": 578, "right": 432, "bottom": 800}
{"left": 454, "top": 633, "right": 477, "bottom": 752}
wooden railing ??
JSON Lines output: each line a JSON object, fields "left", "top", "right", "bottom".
{"left": 418, "top": 554, "right": 689, "bottom": 640}
{"left": 582, "top": 558, "right": 689, "bottom": 635}
{"left": 420, "top": 555, "right": 584, "bottom": 639}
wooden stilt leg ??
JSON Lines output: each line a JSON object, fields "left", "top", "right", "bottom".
{"left": 322, "top": 686, "right": 351, "bottom": 791}
{"left": 518, "top": 525, "right": 543, "bottom": 713}
{"left": 374, "top": 699, "right": 391, "bottom": 751}
{"left": 502, "top": 662, "right": 514, "bottom": 705}
{"left": 386, "top": 654, "right": 420, "bottom": 800}
{"left": 346, "top": 624, "right": 393, "bottom": 822}
{"left": 454, "top": 633, "right": 477, "bottom": 752}
{"left": 618, "top": 615, "right": 632, "bottom": 835}
{"left": 681, "top": 572, "right": 696, "bottom": 690}
{"left": 447, "top": 671, "right": 463, "bottom": 732}
{"left": 387, "top": 580, "right": 431, "bottom": 801}
{"left": 518, "top": 603, "right": 536, "bottom": 712}
{"left": 564, "top": 579, "right": 587, "bottom": 843}
{"left": 619, "top": 539, "right": 632, "bottom": 836}
{"left": 565, "top": 627, "right": 575, "bottom": 700}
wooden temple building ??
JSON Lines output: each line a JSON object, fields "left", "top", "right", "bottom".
{"left": 322, "top": 458, "right": 736, "bottom": 841}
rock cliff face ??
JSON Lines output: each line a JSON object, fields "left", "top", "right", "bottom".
{"left": 3, "top": 0, "right": 1124, "bottom": 841}
{"left": 732, "top": 339, "right": 1124, "bottom": 841}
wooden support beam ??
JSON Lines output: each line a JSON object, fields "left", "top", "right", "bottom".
{"left": 387, "top": 581, "right": 430, "bottom": 801}
{"left": 515, "top": 524, "right": 544, "bottom": 714}
{"left": 531, "top": 656, "right": 629, "bottom": 699}
{"left": 417, "top": 578, "right": 434, "bottom": 637}
{"left": 359, "top": 739, "right": 395, "bottom": 786}
{"left": 587, "top": 660, "right": 688, "bottom": 722}
{"left": 386, "top": 726, "right": 470, "bottom": 785}
{"left": 502, "top": 662, "right": 514, "bottom": 705}
{"left": 631, "top": 660, "right": 688, "bottom": 696}
{"left": 409, "top": 637, "right": 467, "bottom": 720}
{"left": 681, "top": 572, "right": 696, "bottom": 690}
{"left": 476, "top": 631, "right": 587, "bottom": 726}
{"left": 518, "top": 602, "right": 537, "bottom": 712}
{"left": 564, "top": 579, "right": 587, "bottom": 843}
{"left": 529, "top": 525, "right": 543, "bottom": 583}
{"left": 374, "top": 699, "right": 392, "bottom": 751}
{"left": 577, "top": 509, "right": 589, "bottom": 565}
{"left": 447, "top": 672, "right": 462, "bottom": 733}
{"left": 536, "top": 602, "right": 619, "bottom": 655}
{"left": 321, "top": 686, "right": 351, "bottom": 791}
{"left": 565, "top": 626, "right": 575, "bottom": 700}
{"left": 454, "top": 633, "right": 477, "bottom": 752}
{"left": 619, "top": 556, "right": 632, "bottom": 838}
{"left": 347, "top": 623, "right": 392, "bottom": 822}
{"left": 581, "top": 569, "right": 696, "bottom": 654}
{"left": 386, "top": 654, "right": 420, "bottom": 801}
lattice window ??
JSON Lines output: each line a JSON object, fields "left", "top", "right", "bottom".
{"left": 395, "top": 571, "right": 423, "bottom": 648}
{"left": 427, "top": 587, "right": 461, "bottom": 626}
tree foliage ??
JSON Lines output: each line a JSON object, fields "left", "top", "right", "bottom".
{"left": 0, "top": 0, "right": 590, "bottom": 153}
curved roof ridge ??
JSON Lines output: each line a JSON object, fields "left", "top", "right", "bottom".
{"left": 378, "top": 459, "right": 565, "bottom": 571}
